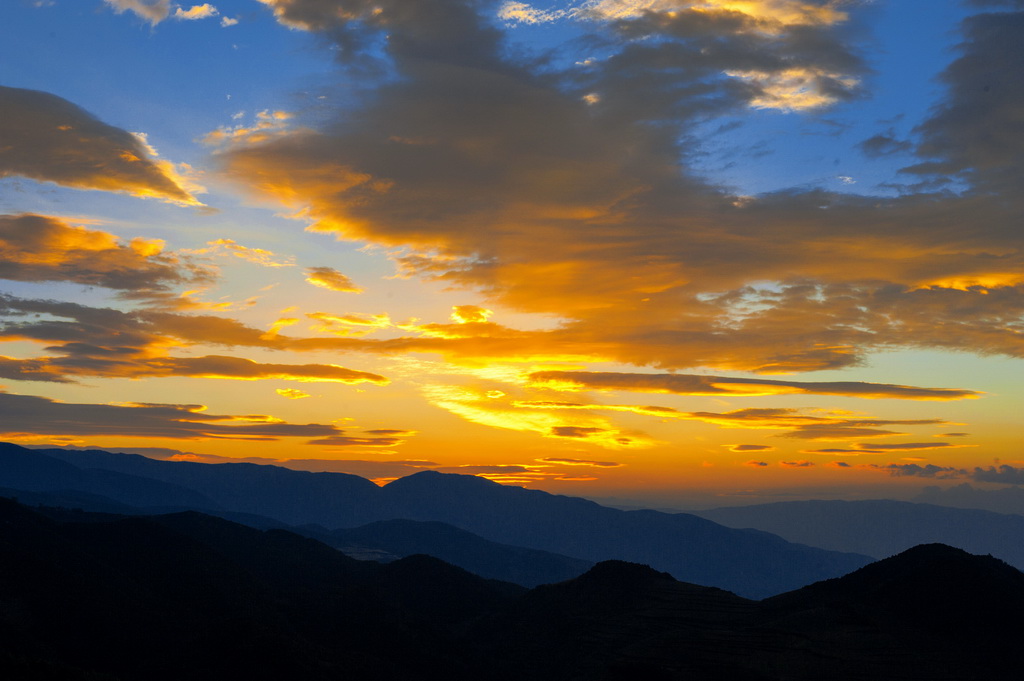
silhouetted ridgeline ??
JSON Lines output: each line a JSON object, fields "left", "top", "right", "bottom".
{"left": 0, "top": 442, "right": 869, "bottom": 598}
{"left": 2, "top": 499, "right": 1022, "bottom": 681}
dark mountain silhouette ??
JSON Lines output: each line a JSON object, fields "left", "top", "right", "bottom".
{"left": 695, "top": 498, "right": 1024, "bottom": 568}
{"left": 326, "top": 518, "right": 594, "bottom": 587}
{"left": 2, "top": 442, "right": 871, "bottom": 597}
{"left": 755, "top": 544, "right": 1024, "bottom": 680}
{"left": 0, "top": 498, "right": 511, "bottom": 681}
{"left": 3, "top": 498, "right": 1023, "bottom": 680}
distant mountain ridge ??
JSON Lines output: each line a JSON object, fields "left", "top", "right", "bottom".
{"left": 694, "top": 498, "right": 1024, "bottom": 569}
{"left": 325, "top": 519, "right": 594, "bottom": 587}
{"left": 2, "top": 498, "right": 1020, "bottom": 680}
{"left": 0, "top": 442, "right": 869, "bottom": 597}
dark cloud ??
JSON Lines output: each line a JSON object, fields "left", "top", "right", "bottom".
{"left": 0, "top": 295, "right": 388, "bottom": 385}
{"left": 550, "top": 425, "right": 609, "bottom": 438}
{"left": 0, "top": 389, "right": 357, "bottom": 442}
{"left": 0, "top": 85, "right": 199, "bottom": 204}
{"left": 726, "top": 444, "right": 775, "bottom": 452}
{"left": 906, "top": 9, "right": 1024, "bottom": 195}
{"left": 221, "top": 2, "right": 1024, "bottom": 373}
{"left": 874, "top": 463, "right": 966, "bottom": 478}
{"left": 306, "top": 434, "right": 407, "bottom": 447}
{"left": 972, "top": 465, "right": 1024, "bottom": 485}
{"left": 858, "top": 130, "right": 913, "bottom": 158}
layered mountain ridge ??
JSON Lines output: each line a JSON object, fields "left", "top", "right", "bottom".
{"left": 0, "top": 442, "right": 869, "bottom": 598}
{"left": 2, "top": 498, "right": 1020, "bottom": 681}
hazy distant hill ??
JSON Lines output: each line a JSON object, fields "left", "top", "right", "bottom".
{"left": 3, "top": 498, "right": 1020, "bottom": 680}
{"left": 694, "top": 499, "right": 1024, "bottom": 568}
{"left": 1, "top": 442, "right": 871, "bottom": 597}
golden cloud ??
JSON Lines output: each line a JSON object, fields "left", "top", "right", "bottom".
{"left": 305, "top": 266, "right": 363, "bottom": 293}
{"left": 186, "top": 239, "right": 295, "bottom": 267}
{"left": 0, "top": 213, "right": 206, "bottom": 292}
{"left": 536, "top": 456, "right": 625, "bottom": 467}
{"left": 422, "top": 384, "right": 654, "bottom": 449}
{"left": 276, "top": 388, "right": 311, "bottom": 399}
{"left": 173, "top": 4, "right": 218, "bottom": 21}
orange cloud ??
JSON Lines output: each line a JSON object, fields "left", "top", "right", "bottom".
{"left": 0, "top": 214, "right": 207, "bottom": 292}
{"left": 276, "top": 388, "right": 311, "bottom": 399}
{"left": 536, "top": 457, "right": 624, "bottom": 467}
{"left": 187, "top": 239, "right": 295, "bottom": 267}
{"left": 305, "top": 266, "right": 363, "bottom": 292}
{"left": 173, "top": 4, "right": 218, "bottom": 21}
{"left": 450, "top": 305, "right": 492, "bottom": 324}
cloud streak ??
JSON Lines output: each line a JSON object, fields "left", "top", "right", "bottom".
{"left": 0, "top": 389, "right": 380, "bottom": 443}
{"left": 527, "top": 370, "right": 980, "bottom": 400}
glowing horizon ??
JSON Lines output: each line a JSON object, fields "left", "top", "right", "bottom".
{"left": 1, "top": 0, "right": 1022, "bottom": 507}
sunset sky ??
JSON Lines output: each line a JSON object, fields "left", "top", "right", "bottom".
{"left": 2, "top": 0, "right": 1022, "bottom": 508}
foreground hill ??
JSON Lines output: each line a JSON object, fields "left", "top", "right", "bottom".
{"left": 0, "top": 499, "right": 513, "bottom": 681}
{"left": 1, "top": 442, "right": 870, "bottom": 597}
{"left": 695, "top": 499, "right": 1024, "bottom": 568}
{"left": 2, "top": 499, "right": 1020, "bottom": 681}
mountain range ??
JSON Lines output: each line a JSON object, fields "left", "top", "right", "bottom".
{"left": 2, "top": 498, "right": 1021, "bottom": 681}
{"left": 0, "top": 442, "right": 870, "bottom": 598}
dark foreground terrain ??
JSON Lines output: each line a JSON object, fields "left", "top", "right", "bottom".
{"left": 2, "top": 498, "right": 1021, "bottom": 681}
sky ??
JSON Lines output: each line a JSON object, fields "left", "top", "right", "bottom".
{"left": 1, "top": 0, "right": 1022, "bottom": 508}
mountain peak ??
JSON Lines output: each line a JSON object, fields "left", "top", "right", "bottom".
{"left": 580, "top": 559, "right": 676, "bottom": 585}
{"left": 383, "top": 470, "right": 504, "bottom": 492}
